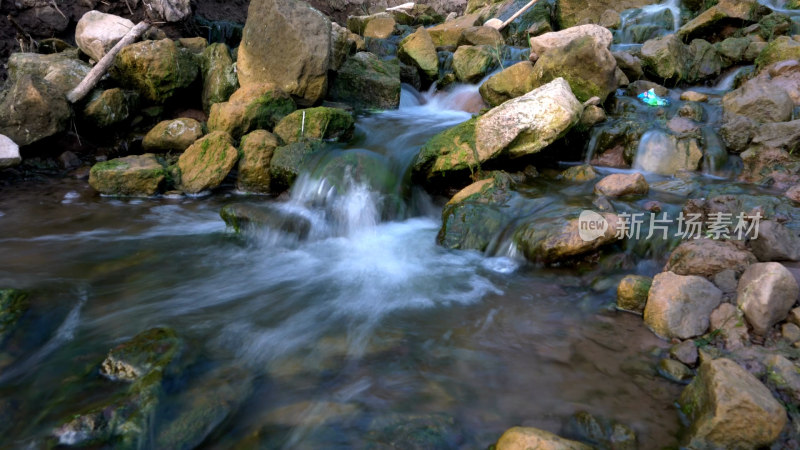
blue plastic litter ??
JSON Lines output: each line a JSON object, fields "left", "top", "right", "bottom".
{"left": 637, "top": 88, "right": 670, "bottom": 107}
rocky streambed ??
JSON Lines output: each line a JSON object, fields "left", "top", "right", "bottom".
{"left": 4, "top": 0, "right": 800, "bottom": 448}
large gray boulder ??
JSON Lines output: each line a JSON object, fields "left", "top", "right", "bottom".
{"left": 475, "top": 78, "right": 583, "bottom": 159}
{"left": 644, "top": 271, "right": 723, "bottom": 339}
{"left": 75, "top": 11, "right": 134, "bottom": 62}
{"left": 737, "top": 262, "right": 800, "bottom": 335}
{"left": 0, "top": 75, "right": 71, "bottom": 146}
{"left": 237, "top": 0, "right": 331, "bottom": 106}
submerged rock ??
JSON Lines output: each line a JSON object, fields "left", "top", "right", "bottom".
{"left": 201, "top": 43, "right": 239, "bottom": 113}
{"left": 512, "top": 210, "right": 621, "bottom": 263}
{"left": 207, "top": 85, "right": 297, "bottom": 139}
{"left": 178, "top": 131, "right": 239, "bottom": 194}
{"left": 89, "top": 154, "right": 167, "bottom": 197}
{"left": 678, "top": 358, "right": 785, "bottom": 449}
{"left": 273, "top": 107, "right": 355, "bottom": 144}
{"left": 155, "top": 367, "right": 253, "bottom": 450}
{"left": 479, "top": 61, "right": 537, "bottom": 107}
{"left": 0, "top": 289, "right": 29, "bottom": 346}
{"left": 328, "top": 52, "right": 401, "bottom": 110}
{"left": 237, "top": 130, "right": 280, "bottom": 193}
{"left": 270, "top": 141, "right": 325, "bottom": 191}
{"left": 495, "top": 426, "right": 591, "bottom": 450}
{"left": 142, "top": 118, "right": 204, "bottom": 153}
{"left": 635, "top": 129, "right": 702, "bottom": 175}
{"left": 55, "top": 327, "right": 181, "bottom": 448}
{"left": 0, "top": 135, "right": 22, "bottom": 169}
{"left": 100, "top": 327, "right": 180, "bottom": 382}
{"left": 113, "top": 39, "right": 199, "bottom": 103}
{"left": 475, "top": 78, "right": 583, "bottom": 159}
{"left": 237, "top": 0, "right": 331, "bottom": 106}
{"left": 737, "top": 262, "right": 800, "bottom": 336}
{"left": 220, "top": 203, "right": 312, "bottom": 238}
{"left": 644, "top": 271, "right": 722, "bottom": 340}
{"left": 75, "top": 11, "right": 134, "bottom": 62}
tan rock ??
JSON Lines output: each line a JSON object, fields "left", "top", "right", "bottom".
{"left": 737, "top": 262, "right": 800, "bottom": 335}
{"left": 678, "top": 358, "right": 786, "bottom": 449}
{"left": 237, "top": 130, "right": 280, "bottom": 193}
{"left": 476, "top": 78, "right": 583, "bottom": 159}
{"left": 529, "top": 25, "right": 612, "bottom": 61}
{"left": 428, "top": 13, "right": 481, "bottom": 47}
{"left": 363, "top": 16, "right": 396, "bottom": 39}
{"left": 496, "top": 426, "right": 592, "bottom": 450}
{"left": 142, "top": 118, "right": 204, "bottom": 153}
{"left": 398, "top": 27, "right": 439, "bottom": 79}
{"left": 680, "top": 91, "right": 709, "bottom": 102}
{"left": 616, "top": 274, "right": 652, "bottom": 313}
{"left": 709, "top": 303, "right": 749, "bottom": 350}
{"left": 479, "top": 61, "right": 537, "bottom": 107}
{"left": 593, "top": 173, "right": 648, "bottom": 197}
{"left": 178, "top": 131, "right": 239, "bottom": 194}
{"left": 644, "top": 271, "right": 723, "bottom": 340}
{"left": 665, "top": 239, "right": 757, "bottom": 278}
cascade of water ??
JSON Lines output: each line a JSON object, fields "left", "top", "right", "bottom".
{"left": 614, "top": 0, "right": 682, "bottom": 45}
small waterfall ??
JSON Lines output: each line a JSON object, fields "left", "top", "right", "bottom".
{"left": 614, "top": 0, "right": 681, "bottom": 46}
{"left": 714, "top": 66, "right": 753, "bottom": 91}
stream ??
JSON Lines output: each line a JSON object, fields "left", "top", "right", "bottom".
{"left": 0, "top": 83, "right": 695, "bottom": 448}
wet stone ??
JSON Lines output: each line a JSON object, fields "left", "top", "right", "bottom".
{"left": 100, "top": 327, "right": 180, "bottom": 382}
{"left": 670, "top": 340, "right": 698, "bottom": 366}
{"left": 658, "top": 358, "right": 694, "bottom": 384}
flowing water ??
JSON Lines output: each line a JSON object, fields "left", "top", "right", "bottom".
{"left": 0, "top": 86, "right": 690, "bottom": 448}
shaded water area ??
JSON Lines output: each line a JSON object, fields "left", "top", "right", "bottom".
{"left": 0, "top": 86, "right": 701, "bottom": 448}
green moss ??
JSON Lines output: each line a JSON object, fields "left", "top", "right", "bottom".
{"left": 91, "top": 159, "right": 130, "bottom": 173}
{"left": 755, "top": 36, "right": 800, "bottom": 71}
{"left": 0, "top": 288, "right": 29, "bottom": 343}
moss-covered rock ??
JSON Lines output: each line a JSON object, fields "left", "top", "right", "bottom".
{"left": 142, "top": 118, "right": 204, "bottom": 153}
{"left": 0, "top": 74, "right": 72, "bottom": 147}
{"left": 177, "top": 131, "right": 239, "bottom": 194}
{"left": 200, "top": 43, "right": 239, "bottom": 113}
{"left": 756, "top": 36, "right": 800, "bottom": 72}
{"left": 398, "top": 27, "right": 439, "bottom": 80}
{"left": 270, "top": 141, "right": 325, "bottom": 191}
{"left": 616, "top": 275, "right": 652, "bottom": 313}
{"left": 531, "top": 35, "right": 618, "bottom": 103}
{"left": 112, "top": 39, "right": 199, "bottom": 103}
{"left": 82, "top": 88, "right": 140, "bottom": 129}
{"left": 273, "top": 107, "right": 355, "bottom": 144}
{"left": 88, "top": 154, "right": 167, "bottom": 197}
{"left": 237, "top": 130, "right": 280, "bottom": 193}
{"left": 476, "top": 78, "right": 583, "bottom": 159}
{"left": 413, "top": 118, "right": 481, "bottom": 182}
{"left": 54, "top": 327, "right": 181, "bottom": 448}
{"left": 452, "top": 45, "right": 496, "bottom": 83}
{"left": 479, "top": 61, "right": 537, "bottom": 107}
{"left": 207, "top": 84, "right": 297, "bottom": 139}
{"left": 0, "top": 289, "right": 29, "bottom": 346}
{"left": 438, "top": 173, "right": 515, "bottom": 251}
{"left": 328, "top": 52, "right": 401, "bottom": 110}
{"left": 512, "top": 210, "right": 621, "bottom": 263}
{"left": 678, "top": 0, "right": 768, "bottom": 42}
{"left": 100, "top": 327, "right": 180, "bottom": 382}
{"left": 7, "top": 50, "right": 91, "bottom": 96}
{"left": 641, "top": 34, "right": 690, "bottom": 83}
